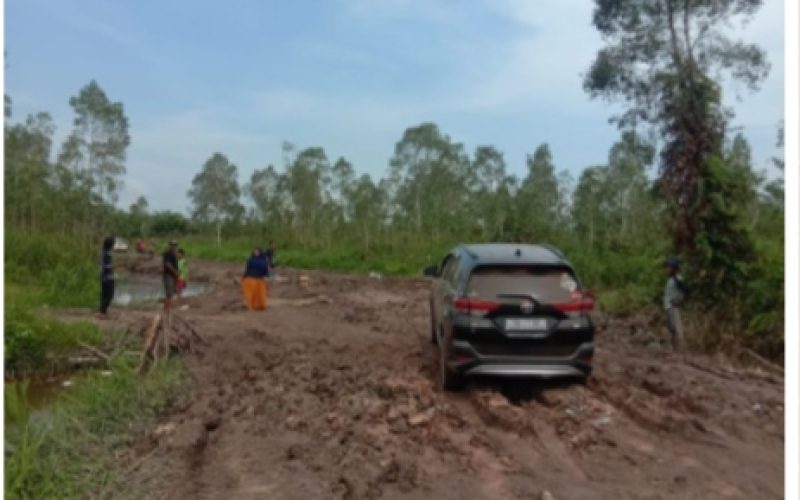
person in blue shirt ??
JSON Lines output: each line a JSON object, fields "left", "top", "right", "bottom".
{"left": 241, "top": 247, "right": 268, "bottom": 310}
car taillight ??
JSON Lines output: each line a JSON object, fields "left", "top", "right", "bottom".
{"left": 453, "top": 297, "right": 500, "bottom": 316}
{"left": 553, "top": 293, "right": 594, "bottom": 313}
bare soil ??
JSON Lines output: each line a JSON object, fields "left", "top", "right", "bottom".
{"left": 89, "top": 259, "right": 783, "bottom": 499}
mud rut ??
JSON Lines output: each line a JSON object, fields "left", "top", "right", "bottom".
{"left": 109, "top": 261, "right": 782, "bottom": 500}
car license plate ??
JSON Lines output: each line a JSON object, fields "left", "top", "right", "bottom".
{"left": 505, "top": 318, "right": 548, "bottom": 331}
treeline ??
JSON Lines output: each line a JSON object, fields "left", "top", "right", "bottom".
{"left": 3, "top": 0, "right": 784, "bottom": 356}
{"left": 4, "top": 81, "right": 782, "bottom": 348}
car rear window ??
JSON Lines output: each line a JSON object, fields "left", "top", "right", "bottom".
{"left": 466, "top": 266, "right": 579, "bottom": 303}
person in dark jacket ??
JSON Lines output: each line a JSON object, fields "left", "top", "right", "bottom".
{"left": 163, "top": 240, "right": 180, "bottom": 318}
{"left": 241, "top": 247, "right": 268, "bottom": 310}
{"left": 98, "top": 236, "right": 116, "bottom": 318}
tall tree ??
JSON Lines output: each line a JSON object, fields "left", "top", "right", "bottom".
{"left": 347, "top": 174, "right": 385, "bottom": 252}
{"left": 129, "top": 195, "right": 150, "bottom": 236}
{"left": 247, "top": 164, "right": 291, "bottom": 235}
{"left": 285, "top": 147, "right": 329, "bottom": 246}
{"left": 516, "top": 144, "right": 560, "bottom": 241}
{"left": 129, "top": 195, "right": 149, "bottom": 215}
{"left": 188, "top": 153, "right": 243, "bottom": 246}
{"left": 584, "top": 0, "right": 769, "bottom": 300}
{"left": 388, "top": 123, "right": 470, "bottom": 241}
{"left": 61, "top": 80, "right": 130, "bottom": 205}
{"left": 331, "top": 157, "right": 356, "bottom": 225}
{"left": 4, "top": 112, "right": 56, "bottom": 230}
{"left": 471, "top": 146, "right": 512, "bottom": 240}
{"left": 604, "top": 131, "right": 656, "bottom": 241}
{"left": 572, "top": 166, "right": 607, "bottom": 249}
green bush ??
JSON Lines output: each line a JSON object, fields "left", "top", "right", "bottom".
{"left": 4, "top": 286, "right": 102, "bottom": 375}
{"left": 5, "top": 229, "right": 98, "bottom": 307}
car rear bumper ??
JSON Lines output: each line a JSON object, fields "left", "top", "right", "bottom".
{"left": 448, "top": 340, "right": 593, "bottom": 378}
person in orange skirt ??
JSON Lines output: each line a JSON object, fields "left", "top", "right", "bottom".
{"left": 241, "top": 247, "right": 268, "bottom": 310}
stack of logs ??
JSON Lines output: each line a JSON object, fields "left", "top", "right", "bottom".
{"left": 137, "top": 313, "right": 208, "bottom": 374}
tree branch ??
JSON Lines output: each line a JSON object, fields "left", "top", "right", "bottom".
{"left": 683, "top": 0, "right": 695, "bottom": 66}
{"left": 665, "top": 0, "right": 684, "bottom": 69}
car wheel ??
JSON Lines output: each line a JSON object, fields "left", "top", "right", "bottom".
{"left": 439, "top": 343, "right": 464, "bottom": 391}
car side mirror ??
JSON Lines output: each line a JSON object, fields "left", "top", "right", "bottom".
{"left": 423, "top": 265, "right": 439, "bottom": 277}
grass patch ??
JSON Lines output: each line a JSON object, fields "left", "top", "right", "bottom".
{"left": 4, "top": 229, "right": 99, "bottom": 308}
{"left": 5, "top": 285, "right": 103, "bottom": 376}
{"left": 4, "top": 356, "right": 186, "bottom": 499}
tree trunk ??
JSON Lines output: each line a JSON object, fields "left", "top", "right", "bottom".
{"left": 216, "top": 221, "right": 222, "bottom": 247}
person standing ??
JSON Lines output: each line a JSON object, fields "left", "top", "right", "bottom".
{"left": 264, "top": 240, "right": 277, "bottom": 275}
{"left": 664, "top": 256, "right": 687, "bottom": 351}
{"left": 163, "top": 241, "right": 180, "bottom": 319}
{"left": 241, "top": 247, "right": 268, "bottom": 310}
{"left": 264, "top": 239, "right": 277, "bottom": 300}
{"left": 98, "top": 236, "right": 116, "bottom": 319}
{"left": 177, "top": 248, "right": 189, "bottom": 299}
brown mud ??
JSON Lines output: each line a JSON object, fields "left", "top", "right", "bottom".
{"left": 74, "top": 259, "right": 783, "bottom": 499}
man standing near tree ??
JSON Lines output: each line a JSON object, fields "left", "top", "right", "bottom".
{"left": 664, "top": 256, "right": 687, "bottom": 351}
{"left": 163, "top": 241, "right": 180, "bottom": 318}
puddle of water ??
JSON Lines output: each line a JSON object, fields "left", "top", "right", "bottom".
{"left": 21, "top": 377, "right": 68, "bottom": 410}
{"left": 5, "top": 377, "right": 73, "bottom": 428}
{"left": 113, "top": 276, "right": 208, "bottom": 306}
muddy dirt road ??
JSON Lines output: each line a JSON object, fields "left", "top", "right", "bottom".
{"left": 103, "top": 260, "right": 782, "bottom": 499}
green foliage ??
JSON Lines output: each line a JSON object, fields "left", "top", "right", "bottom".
{"left": 188, "top": 152, "right": 244, "bottom": 246}
{"left": 149, "top": 210, "right": 190, "bottom": 237}
{"left": 4, "top": 229, "right": 103, "bottom": 374}
{"left": 691, "top": 155, "right": 757, "bottom": 301}
{"left": 5, "top": 80, "right": 130, "bottom": 247}
{"left": 515, "top": 144, "right": 563, "bottom": 240}
{"left": 585, "top": 0, "right": 769, "bottom": 127}
{"left": 4, "top": 229, "right": 99, "bottom": 307}
{"left": 584, "top": 0, "right": 780, "bottom": 353}
{"left": 4, "top": 358, "right": 185, "bottom": 499}
{"left": 61, "top": 80, "right": 130, "bottom": 206}
{"left": 4, "top": 286, "right": 102, "bottom": 375}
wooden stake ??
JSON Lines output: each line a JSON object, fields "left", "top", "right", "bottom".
{"left": 137, "top": 314, "right": 162, "bottom": 374}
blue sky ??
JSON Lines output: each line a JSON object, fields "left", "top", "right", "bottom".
{"left": 5, "top": 0, "right": 785, "bottom": 213}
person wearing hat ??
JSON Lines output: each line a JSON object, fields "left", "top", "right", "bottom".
{"left": 664, "top": 256, "right": 687, "bottom": 351}
{"left": 163, "top": 240, "right": 180, "bottom": 317}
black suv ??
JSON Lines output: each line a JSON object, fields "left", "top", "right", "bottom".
{"left": 424, "top": 243, "right": 594, "bottom": 390}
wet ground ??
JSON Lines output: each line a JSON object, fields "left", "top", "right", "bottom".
{"left": 67, "top": 260, "right": 783, "bottom": 499}
{"left": 113, "top": 274, "right": 209, "bottom": 306}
